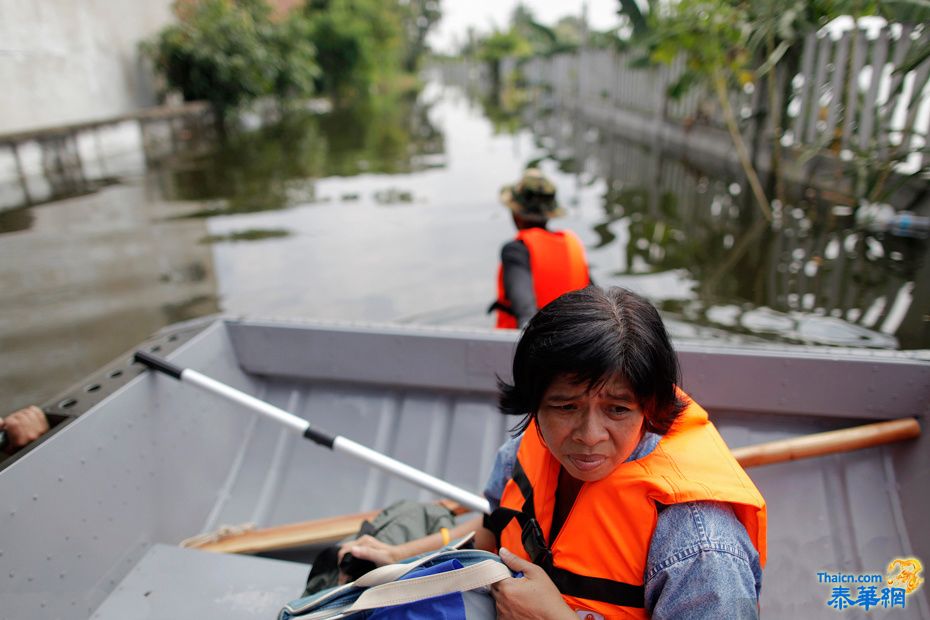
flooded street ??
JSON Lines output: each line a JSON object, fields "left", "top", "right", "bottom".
{"left": 2, "top": 77, "right": 927, "bottom": 411}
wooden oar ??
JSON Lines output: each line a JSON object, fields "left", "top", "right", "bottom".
{"left": 731, "top": 417, "right": 920, "bottom": 468}
{"left": 186, "top": 417, "right": 920, "bottom": 554}
{"left": 186, "top": 500, "right": 470, "bottom": 554}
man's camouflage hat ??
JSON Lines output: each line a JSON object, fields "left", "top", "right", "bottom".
{"left": 499, "top": 168, "right": 565, "bottom": 222}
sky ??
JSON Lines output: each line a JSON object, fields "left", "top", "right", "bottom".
{"left": 427, "top": 0, "right": 622, "bottom": 53}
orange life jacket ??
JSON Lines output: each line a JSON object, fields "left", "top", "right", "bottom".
{"left": 487, "top": 395, "right": 767, "bottom": 619}
{"left": 495, "top": 227, "right": 590, "bottom": 329}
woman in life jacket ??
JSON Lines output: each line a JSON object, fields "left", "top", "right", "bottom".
{"left": 491, "top": 168, "right": 590, "bottom": 329}
{"left": 342, "top": 286, "right": 766, "bottom": 619}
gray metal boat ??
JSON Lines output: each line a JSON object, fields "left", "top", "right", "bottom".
{"left": 1, "top": 317, "right": 928, "bottom": 619}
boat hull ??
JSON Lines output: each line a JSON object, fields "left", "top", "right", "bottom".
{"left": 1, "top": 317, "right": 928, "bottom": 618}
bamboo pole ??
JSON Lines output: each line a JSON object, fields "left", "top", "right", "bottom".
{"left": 187, "top": 418, "right": 920, "bottom": 554}
{"left": 731, "top": 417, "right": 920, "bottom": 469}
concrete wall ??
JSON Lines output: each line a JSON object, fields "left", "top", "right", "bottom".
{"left": 0, "top": 1, "right": 175, "bottom": 135}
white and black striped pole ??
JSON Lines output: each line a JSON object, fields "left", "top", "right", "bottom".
{"left": 134, "top": 351, "right": 492, "bottom": 515}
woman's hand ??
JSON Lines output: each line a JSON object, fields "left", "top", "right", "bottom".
{"left": 338, "top": 535, "right": 402, "bottom": 568}
{"left": 492, "top": 548, "right": 577, "bottom": 620}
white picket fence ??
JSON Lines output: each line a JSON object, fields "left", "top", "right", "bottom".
{"left": 523, "top": 23, "right": 930, "bottom": 171}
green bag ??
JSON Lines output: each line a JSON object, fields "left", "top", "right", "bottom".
{"left": 303, "top": 500, "right": 456, "bottom": 596}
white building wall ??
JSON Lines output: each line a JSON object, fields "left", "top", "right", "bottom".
{"left": 0, "top": 1, "right": 175, "bottom": 135}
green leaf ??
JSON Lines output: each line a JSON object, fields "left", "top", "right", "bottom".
{"left": 893, "top": 41, "right": 930, "bottom": 75}
{"left": 878, "top": 0, "right": 930, "bottom": 24}
{"left": 667, "top": 70, "right": 701, "bottom": 99}
{"left": 629, "top": 53, "right": 654, "bottom": 69}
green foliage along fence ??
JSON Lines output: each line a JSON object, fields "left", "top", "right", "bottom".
{"left": 522, "top": 23, "right": 930, "bottom": 212}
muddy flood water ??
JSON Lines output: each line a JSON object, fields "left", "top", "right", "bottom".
{"left": 1, "top": 77, "right": 928, "bottom": 410}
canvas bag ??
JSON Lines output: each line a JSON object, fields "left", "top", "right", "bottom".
{"left": 279, "top": 542, "right": 511, "bottom": 620}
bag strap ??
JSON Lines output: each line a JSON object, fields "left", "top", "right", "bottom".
{"left": 347, "top": 559, "right": 511, "bottom": 612}
{"left": 283, "top": 536, "right": 483, "bottom": 618}
{"left": 352, "top": 532, "right": 478, "bottom": 588}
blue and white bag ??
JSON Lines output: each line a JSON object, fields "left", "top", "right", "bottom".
{"left": 279, "top": 543, "right": 511, "bottom": 620}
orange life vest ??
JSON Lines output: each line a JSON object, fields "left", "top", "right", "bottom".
{"left": 495, "top": 227, "right": 590, "bottom": 329}
{"left": 488, "top": 395, "right": 767, "bottom": 619}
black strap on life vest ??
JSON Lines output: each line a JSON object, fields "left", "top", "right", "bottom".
{"left": 486, "top": 300, "right": 515, "bottom": 316}
{"left": 484, "top": 459, "right": 534, "bottom": 530}
{"left": 483, "top": 458, "right": 646, "bottom": 609}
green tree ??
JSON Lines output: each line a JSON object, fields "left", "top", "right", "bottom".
{"left": 146, "top": 0, "right": 273, "bottom": 117}
{"left": 552, "top": 16, "right": 585, "bottom": 52}
{"left": 266, "top": 11, "right": 320, "bottom": 105}
{"left": 400, "top": 0, "right": 442, "bottom": 72}
{"left": 145, "top": 0, "right": 318, "bottom": 119}
{"left": 639, "top": 1, "right": 774, "bottom": 219}
{"left": 614, "top": 0, "right": 870, "bottom": 219}
{"left": 477, "top": 29, "right": 533, "bottom": 89}
{"left": 615, "top": 0, "right": 930, "bottom": 215}
{"left": 304, "top": 5, "right": 371, "bottom": 99}
{"left": 509, "top": 4, "right": 583, "bottom": 57}
{"left": 304, "top": 0, "right": 406, "bottom": 101}
{"left": 510, "top": 4, "right": 556, "bottom": 55}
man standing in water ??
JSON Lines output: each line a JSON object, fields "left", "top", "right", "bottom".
{"left": 490, "top": 168, "right": 591, "bottom": 329}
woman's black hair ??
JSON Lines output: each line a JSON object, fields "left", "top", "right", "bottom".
{"left": 498, "top": 286, "right": 686, "bottom": 435}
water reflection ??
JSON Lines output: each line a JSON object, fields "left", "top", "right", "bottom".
{"left": 525, "top": 103, "right": 928, "bottom": 349}
{"left": 0, "top": 183, "right": 220, "bottom": 409}
{"left": 200, "top": 229, "right": 292, "bottom": 244}
{"left": 155, "top": 92, "right": 444, "bottom": 218}
{"left": 0, "top": 206, "right": 33, "bottom": 234}
{"left": 473, "top": 87, "right": 528, "bottom": 136}
{"left": 0, "top": 179, "right": 123, "bottom": 235}
{"left": 160, "top": 294, "right": 220, "bottom": 325}
{"left": 2, "top": 75, "right": 927, "bottom": 414}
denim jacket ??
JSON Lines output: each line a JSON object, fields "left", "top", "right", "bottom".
{"left": 484, "top": 432, "right": 762, "bottom": 619}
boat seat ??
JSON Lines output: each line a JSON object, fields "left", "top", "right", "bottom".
{"left": 91, "top": 544, "right": 307, "bottom": 619}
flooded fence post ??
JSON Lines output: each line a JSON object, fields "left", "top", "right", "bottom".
{"left": 0, "top": 102, "right": 214, "bottom": 212}
{"left": 9, "top": 143, "right": 33, "bottom": 206}
{"left": 41, "top": 132, "right": 87, "bottom": 198}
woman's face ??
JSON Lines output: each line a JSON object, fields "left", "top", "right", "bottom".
{"left": 536, "top": 373, "right": 645, "bottom": 483}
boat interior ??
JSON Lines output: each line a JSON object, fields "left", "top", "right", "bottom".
{"left": 1, "top": 317, "right": 928, "bottom": 619}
